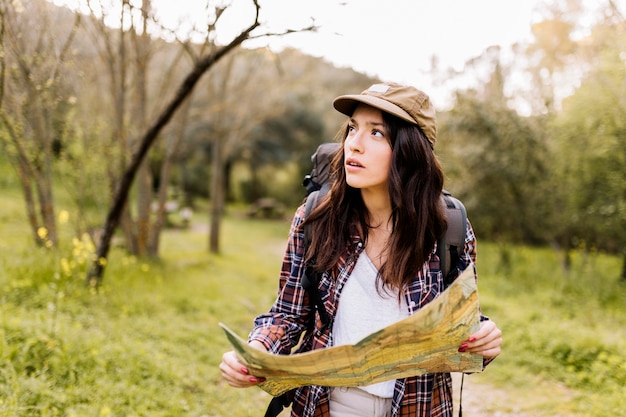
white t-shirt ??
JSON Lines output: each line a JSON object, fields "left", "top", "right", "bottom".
{"left": 332, "top": 251, "right": 409, "bottom": 398}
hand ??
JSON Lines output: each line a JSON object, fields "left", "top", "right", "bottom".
{"left": 219, "top": 341, "right": 267, "bottom": 388}
{"left": 458, "top": 320, "right": 502, "bottom": 359}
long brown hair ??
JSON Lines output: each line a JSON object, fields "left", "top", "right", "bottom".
{"left": 303, "top": 112, "right": 447, "bottom": 292}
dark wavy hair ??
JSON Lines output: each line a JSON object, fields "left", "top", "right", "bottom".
{"left": 303, "top": 111, "right": 447, "bottom": 292}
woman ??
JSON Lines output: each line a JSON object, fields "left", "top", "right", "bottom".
{"left": 220, "top": 82, "right": 502, "bottom": 417}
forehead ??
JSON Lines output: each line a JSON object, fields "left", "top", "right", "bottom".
{"left": 352, "top": 103, "right": 384, "bottom": 123}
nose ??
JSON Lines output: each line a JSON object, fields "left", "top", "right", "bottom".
{"left": 346, "top": 130, "right": 364, "bottom": 153}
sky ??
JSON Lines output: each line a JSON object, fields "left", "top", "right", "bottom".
{"left": 247, "top": 0, "right": 541, "bottom": 76}
{"left": 146, "top": 0, "right": 550, "bottom": 106}
{"left": 52, "top": 0, "right": 620, "bottom": 108}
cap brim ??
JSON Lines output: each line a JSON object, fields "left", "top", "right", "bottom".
{"left": 333, "top": 94, "right": 416, "bottom": 126}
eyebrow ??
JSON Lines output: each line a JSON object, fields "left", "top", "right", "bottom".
{"left": 349, "top": 117, "right": 385, "bottom": 128}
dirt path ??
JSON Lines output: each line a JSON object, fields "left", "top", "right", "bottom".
{"left": 452, "top": 372, "right": 577, "bottom": 417}
{"left": 271, "top": 374, "right": 576, "bottom": 417}
{"left": 452, "top": 373, "right": 513, "bottom": 416}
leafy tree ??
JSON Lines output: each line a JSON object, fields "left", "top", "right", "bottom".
{"left": 241, "top": 101, "right": 326, "bottom": 204}
{"left": 548, "top": 3, "right": 626, "bottom": 278}
{"left": 440, "top": 0, "right": 625, "bottom": 282}
{"left": 164, "top": 46, "right": 373, "bottom": 252}
{"left": 441, "top": 50, "right": 549, "bottom": 246}
{"left": 524, "top": 0, "right": 584, "bottom": 114}
{"left": 193, "top": 50, "right": 299, "bottom": 253}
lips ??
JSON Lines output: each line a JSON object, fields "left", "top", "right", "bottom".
{"left": 345, "top": 157, "right": 364, "bottom": 168}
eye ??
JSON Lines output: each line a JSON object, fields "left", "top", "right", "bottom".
{"left": 372, "top": 129, "right": 385, "bottom": 138}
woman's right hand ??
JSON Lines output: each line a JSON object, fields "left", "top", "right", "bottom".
{"left": 219, "top": 341, "right": 267, "bottom": 388}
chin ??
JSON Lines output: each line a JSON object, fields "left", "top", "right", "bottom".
{"left": 345, "top": 179, "right": 363, "bottom": 189}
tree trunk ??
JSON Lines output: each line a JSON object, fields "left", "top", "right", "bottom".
{"left": 149, "top": 157, "right": 170, "bottom": 256}
{"left": 135, "top": 159, "right": 152, "bottom": 256}
{"left": 620, "top": 249, "right": 626, "bottom": 284}
{"left": 34, "top": 172, "right": 57, "bottom": 246}
{"left": 14, "top": 152, "right": 42, "bottom": 244}
{"left": 132, "top": 1, "right": 153, "bottom": 257}
{"left": 120, "top": 205, "right": 138, "bottom": 255}
{"left": 87, "top": 21, "right": 259, "bottom": 286}
{"left": 0, "top": 113, "right": 57, "bottom": 246}
{"left": 550, "top": 239, "right": 571, "bottom": 275}
{"left": 209, "top": 135, "right": 223, "bottom": 253}
{"left": 148, "top": 95, "right": 193, "bottom": 255}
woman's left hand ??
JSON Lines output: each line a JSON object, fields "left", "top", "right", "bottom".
{"left": 458, "top": 320, "right": 502, "bottom": 359}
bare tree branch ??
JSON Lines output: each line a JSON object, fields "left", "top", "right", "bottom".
{"left": 50, "top": 12, "right": 82, "bottom": 81}
{"left": 86, "top": 0, "right": 319, "bottom": 286}
{"left": 87, "top": 6, "right": 262, "bottom": 287}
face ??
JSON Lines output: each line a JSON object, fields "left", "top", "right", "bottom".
{"left": 343, "top": 104, "right": 393, "bottom": 195}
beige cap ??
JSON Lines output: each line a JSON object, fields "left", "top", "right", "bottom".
{"left": 333, "top": 82, "right": 437, "bottom": 147}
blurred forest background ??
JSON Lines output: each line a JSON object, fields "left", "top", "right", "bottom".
{"left": 0, "top": 0, "right": 625, "bottom": 416}
{"left": 1, "top": 0, "right": 624, "bottom": 282}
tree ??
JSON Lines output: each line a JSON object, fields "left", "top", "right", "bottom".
{"left": 87, "top": 0, "right": 315, "bottom": 286}
{"left": 548, "top": 2, "right": 626, "bottom": 279}
{"left": 198, "top": 49, "right": 324, "bottom": 252}
{"left": 81, "top": 0, "right": 195, "bottom": 257}
{"left": 242, "top": 103, "right": 326, "bottom": 203}
{"left": 0, "top": 0, "right": 81, "bottom": 247}
{"left": 441, "top": 49, "right": 549, "bottom": 245}
{"left": 161, "top": 46, "right": 375, "bottom": 209}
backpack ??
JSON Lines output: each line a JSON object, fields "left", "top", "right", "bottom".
{"left": 264, "top": 142, "right": 468, "bottom": 417}
{"left": 302, "top": 142, "right": 467, "bottom": 284}
{"left": 302, "top": 142, "right": 338, "bottom": 196}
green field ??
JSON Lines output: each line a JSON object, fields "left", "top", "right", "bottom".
{"left": 1, "top": 190, "right": 625, "bottom": 416}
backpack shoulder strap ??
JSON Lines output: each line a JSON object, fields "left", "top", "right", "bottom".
{"left": 264, "top": 190, "right": 329, "bottom": 417}
{"left": 304, "top": 190, "right": 320, "bottom": 222}
{"left": 439, "top": 191, "right": 467, "bottom": 287}
{"left": 301, "top": 189, "right": 329, "bottom": 326}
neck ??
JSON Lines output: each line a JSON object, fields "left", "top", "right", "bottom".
{"left": 361, "top": 189, "right": 392, "bottom": 228}
{"left": 363, "top": 213, "right": 392, "bottom": 270}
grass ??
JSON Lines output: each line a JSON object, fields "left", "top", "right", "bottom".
{"left": 0, "top": 202, "right": 289, "bottom": 417}
{"left": 1, "top": 192, "right": 625, "bottom": 416}
{"left": 470, "top": 242, "right": 626, "bottom": 416}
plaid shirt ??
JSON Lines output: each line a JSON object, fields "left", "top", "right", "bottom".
{"left": 250, "top": 203, "right": 490, "bottom": 417}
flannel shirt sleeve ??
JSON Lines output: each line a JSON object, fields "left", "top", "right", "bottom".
{"left": 248, "top": 204, "right": 313, "bottom": 355}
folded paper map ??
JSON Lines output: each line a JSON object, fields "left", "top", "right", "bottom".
{"left": 220, "top": 266, "right": 483, "bottom": 397}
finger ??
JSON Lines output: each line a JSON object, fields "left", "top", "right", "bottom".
{"left": 466, "top": 336, "right": 501, "bottom": 352}
{"left": 221, "top": 365, "right": 265, "bottom": 387}
{"left": 468, "top": 342, "right": 501, "bottom": 358}
{"left": 220, "top": 351, "right": 266, "bottom": 387}
{"left": 465, "top": 330, "right": 502, "bottom": 358}
{"left": 459, "top": 321, "right": 492, "bottom": 347}
{"left": 473, "top": 320, "right": 497, "bottom": 339}
{"left": 474, "top": 328, "right": 501, "bottom": 347}
{"left": 459, "top": 322, "right": 502, "bottom": 353}
{"left": 475, "top": 321, "right": 500, "bottom": 342}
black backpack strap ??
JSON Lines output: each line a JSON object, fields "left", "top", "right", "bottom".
{"left": 304, "top": 190, "right": 321, "bottom": 220}
{"left": 264, "top": 388, "right": 296, "bottom": 417}
{"left": 439, "top": 191, "right": 467, "bottom": 287}
{"left": 263, "top": 192, "right": 329, "bottom": 417}
{"left": 301, "top": 190, "right": 330, "bottom": 326}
